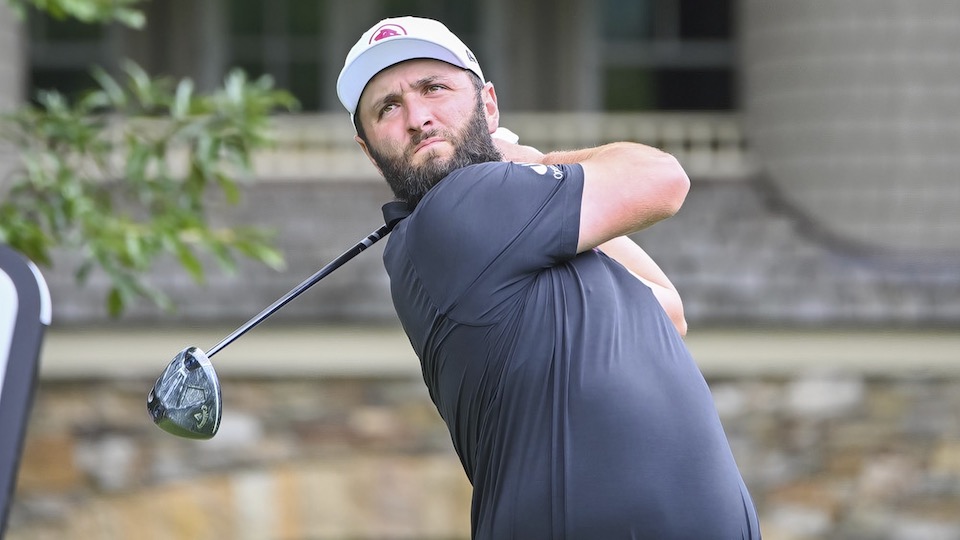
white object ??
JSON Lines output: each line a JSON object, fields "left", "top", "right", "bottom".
{"left": 492, "top": 127, "right": 520, "bottom": 144}
{"left": 337, "top": 16, "right": 485, "bottom": 115}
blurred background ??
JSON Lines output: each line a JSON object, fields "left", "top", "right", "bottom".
{"left": 2, "top": 0, "right": 959, "bottom": 538}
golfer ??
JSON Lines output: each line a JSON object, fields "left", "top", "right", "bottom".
{"left": 337, "top": 16, "right": 760, "bottom": 539}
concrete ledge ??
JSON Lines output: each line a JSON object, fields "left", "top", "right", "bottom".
{"left": 38, "top": 326, "right": 960, "bottom": 380}
{"left": 683, "top": 328, "right": 960, "bottom": 377}
{"left": 40, "top": 325, "right": 420, "bottom": 380}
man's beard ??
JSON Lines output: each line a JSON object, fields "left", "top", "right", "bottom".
{"left": 366, "top": 96, "right": 503, "bottom": 208}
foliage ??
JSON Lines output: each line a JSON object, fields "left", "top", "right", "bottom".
{"left": 0, "top": 62, "right": 299, "bottom": 315}
{"left": 3, "top": 0, "right": 146, "bottom": 27}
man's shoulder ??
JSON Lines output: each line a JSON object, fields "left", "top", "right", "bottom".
{"left": 417, "top": 160, "right": 580, "bottom": 217}
{"left": 448, "top": 161, "right": 574, "bottom": 179}
{"left": 438, "top": 161, "right": 576, "bottom": 194}
{"left": 446, "top": 161, "right": 510, "bottom": 181}
{"left": 419, "top": 162, "right": 509, "bottom": 206}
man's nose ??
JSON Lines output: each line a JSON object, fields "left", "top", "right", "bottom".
{"left": 405, "top": 96, "right": 434, "bottom": 132}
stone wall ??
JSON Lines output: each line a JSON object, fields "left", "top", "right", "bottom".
{"left": 8, "top": 365, "right": 960, "bottom": 540}
{"left": 10, "top": 375, "right": 472, "bottom": 540}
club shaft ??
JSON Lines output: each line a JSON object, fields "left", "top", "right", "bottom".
{"left": 205, "top": 224, "right": 392, "bottom": 358}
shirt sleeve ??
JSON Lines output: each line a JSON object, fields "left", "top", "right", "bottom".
{"left": 405, "top": 161, "right": 584, "bottom": 322}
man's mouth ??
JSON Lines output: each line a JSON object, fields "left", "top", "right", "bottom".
{"left": 414, "top": 137, "right": 445, "bottom": 154}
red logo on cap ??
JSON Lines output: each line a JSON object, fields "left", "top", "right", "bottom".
{"left": 371, "top": 24, "right": 406, "bottom": 43}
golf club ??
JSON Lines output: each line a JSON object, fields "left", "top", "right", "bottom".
{"left": 147, "top": 203, "right": 410, "bottom": 439}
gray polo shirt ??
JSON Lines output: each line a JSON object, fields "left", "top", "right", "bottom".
{"left": 383, "top": 161, "right": 760, "bottom": 539}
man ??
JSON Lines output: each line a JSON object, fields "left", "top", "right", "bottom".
{"left": 337, "top": 16, "right": 760, "bottom": 539}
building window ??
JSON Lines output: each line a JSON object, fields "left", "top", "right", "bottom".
{"left": 226, "top": 0, "right": 479, "bottom": 111}
{"left": 26, "top": 12, "right": 118, "bottom": 102}
{"left": 228, "top": 0, "right": 328, "bottom": 111}
{"left": 601, "top": 0, "right": 737, "bottom": 111}
{"left": 379, "top": 0, "right": 480, "bottom": 41}
{"left": 24, "top": 0, "right": 483, "bottom": 112}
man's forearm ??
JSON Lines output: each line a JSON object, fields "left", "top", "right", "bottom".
{"left": 541, "top": 142, "right": 666, "bottom": 168}
{"left": 493, "top": 136, "right": 687, "bottom": 323}
{"left": 493, "top": 139, "right": 667, "bottom": 170}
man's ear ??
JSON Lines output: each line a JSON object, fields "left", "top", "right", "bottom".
{"left": 355, "top": 135, "right": 383, "bottom": 176}
{"left": 482, "top": 82, "right": 500, "bottom": 134}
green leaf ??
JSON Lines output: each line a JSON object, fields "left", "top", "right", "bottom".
{"left": 143, "top": 286, "right": 174, "bottom": 313}
{"left": 207, "top": 241, "right": 236, "bottom": 273}
{"left": 225, "top": 70, "right": 245, "bottom": 104}
{"left": 114, "top": 7, "right": 145, "bottom": 29}
{"left": 75, "top": 261, "right": 93, "bottom": 284}
{"left": 36, "top": 90, "right": 67, "bottom": 113}
{"left": 172, "top": 78, "right": 194, "bottom": 120}
{"left": 4, "top": 1, "right": 27, "bottom": 19}
{"left": 106, "top": 287, "right": 124, "bottom": 317}
{"left": 256, "top": 245, "right": 286, "bottom": 271}
{"left": 122, "top": 61, "right": 156, "bottom": 109}
{"left": 124, "top": 229, "right": 143, "bottom": 264}
{"left": 215, "top": 172, "right": 241, "bottom": 204}
{"left": 91, "top": 67, "right": 128, "bottom": 108}
{"left": 175, "top": 241, "right": 204, "bottom": 282}
{"left": 13, "top": 0, "right": 148, "bottom": 27}
{"left": 1, "top": 46, "right": 295, "bottom": 317}
{"left": 125, "top": 141, "right": 150, "bottom": 183}
{"left": 236, "top": 239, "right": 285, "bottom": 271}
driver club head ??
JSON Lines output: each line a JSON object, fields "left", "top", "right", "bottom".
{"left": 147, "top": 346, "right": 222, "bottom": 440}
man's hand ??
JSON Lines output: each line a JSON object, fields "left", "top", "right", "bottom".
{"left": 497, "top": 141, "right": 546, "bottom": 163}
{"left": 492, "top": 127, "right": 545, "bottom": 163}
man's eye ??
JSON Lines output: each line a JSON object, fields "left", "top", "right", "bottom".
{"left": 378, "top": 103, "right": 398, "bottom": 117}
{"left": 426, "top": 84, "right": 445, "bottom": 93}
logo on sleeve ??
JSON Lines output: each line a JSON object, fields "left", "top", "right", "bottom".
{"left": 518, "top": 162, "right": 564, "bottom": 180}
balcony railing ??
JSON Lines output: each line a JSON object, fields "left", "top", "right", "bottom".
{"left": 254, "top": 112, "right": 757, "bottom": 182}
{"left": 0, "top": 113, "right": 753, "bottom": 184}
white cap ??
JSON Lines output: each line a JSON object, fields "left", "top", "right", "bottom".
{"left": 337, "top": 17, "right": 484, "bottom": 116}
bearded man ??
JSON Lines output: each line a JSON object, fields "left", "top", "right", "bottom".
{"left": 336, "top": 16, "right": 761, "bottom": 540}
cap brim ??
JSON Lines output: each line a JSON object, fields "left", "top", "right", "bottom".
{"left": 338, "top": 38, "right": 476, "bottom": 116}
